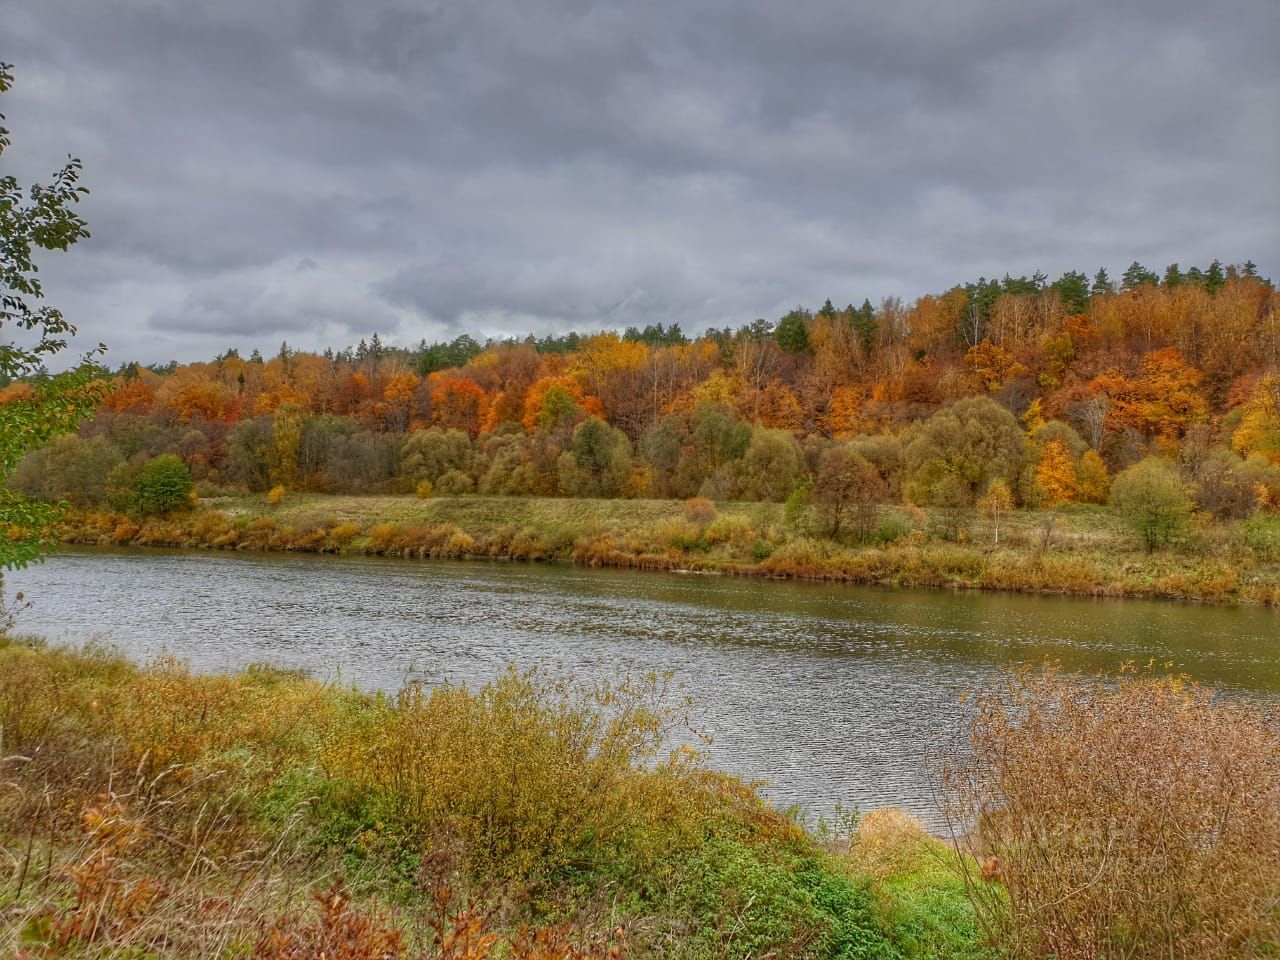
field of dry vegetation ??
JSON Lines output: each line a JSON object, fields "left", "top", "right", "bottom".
{"left": 2, "top": 638, "right": 1277, "bottom": 959}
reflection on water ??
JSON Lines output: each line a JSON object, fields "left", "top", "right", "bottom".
{"left": 10, "top": 546, "right": 1278, "bottom": 823}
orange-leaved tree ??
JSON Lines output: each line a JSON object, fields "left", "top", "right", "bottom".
{"left": 431, "top": 377, "right": 490, "bottom": 438}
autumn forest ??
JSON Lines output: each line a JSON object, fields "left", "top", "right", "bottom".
{"left": 7, "top": 253, "right": 1278, "bottom": 612}
{"left": 11, "top": 260, "right": 1280, "bottom": 512}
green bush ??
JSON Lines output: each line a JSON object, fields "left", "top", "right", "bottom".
{"left": 871, "top": 515, "right": 911, "bottom": 546}
{"left": 1110, "top": 457, "right": 1193, "bottom": 551}
{"left": 132, "top": 454, "right": 194, "bottom": 515}
{"left": 434, "top": 468, "right": 475, "bottom": 496}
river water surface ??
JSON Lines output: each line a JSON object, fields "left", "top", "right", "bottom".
{"left": 8, "top": 547, "right": 1278, "bottom": 823}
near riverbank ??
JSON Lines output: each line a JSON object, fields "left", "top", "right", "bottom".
{"left": 5, "top": 638, "right": 1277, "bottom": 959}
{"left": 58, "top": 494, "right": 1280, "bottom": 605}
{"left": 0, "top": 637, "right": 984, "bottom": 959}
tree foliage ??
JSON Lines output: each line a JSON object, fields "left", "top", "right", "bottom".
{"left": 1033, "top": 438, "right": 1078, "bottom": 506}
{"left": 812, "top": 445, "right": 885, "bottom": 539}
{"left": 904, "top": 397, "right": 1027, "bottom": 506}
{"left": 401, "top": 427, "right": 473, "bottom": 485}
{"left": 0, "top": 63, "right": 106, "bottom": 570}
{"left": 737, "top": 428, "right": 801, "bottom": 502}
{"left": 560, "top": 416, "right": 632, "bottom": 497}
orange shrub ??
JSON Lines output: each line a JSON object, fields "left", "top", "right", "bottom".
{"left": 681, "top": 497, "right": 717, "bottom": 526}
{"left": 368, "top": 523, "right": 401, "bottom": 552}
{"left": 328, "top": 522, "right": 362, "bottom": 548}
{"left": 112, "top": 520, "right": 141, "bottom": 544}
{"left": 939, "top": 666, "right": 1280, "bottom": 959}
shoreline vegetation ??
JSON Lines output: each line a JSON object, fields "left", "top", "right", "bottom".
{"left": 3, "top": 638, "right": 1277, "bottom": 959}
{"left": 59, "top": 493, "right": 1280, "bottom": 605}
{"left": 0, "top": 637, "right": 987, "bottom": 960}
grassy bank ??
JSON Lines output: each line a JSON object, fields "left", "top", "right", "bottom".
{"left": 4, "top": 642, "right": 1276, "bottom": 958}
{"left": 0, "top": 638, "right": 984, "bottom": 959}
{"left": 60, "top": 493, "right": 1280, "bottom": 605}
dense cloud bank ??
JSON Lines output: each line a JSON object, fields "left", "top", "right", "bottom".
{"left": 5, "top": 0, "right": 1277, "bottom": 364}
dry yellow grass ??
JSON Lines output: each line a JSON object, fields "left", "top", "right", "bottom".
{"left": 62, "top": 493, "right": 1280, "bottom": 603}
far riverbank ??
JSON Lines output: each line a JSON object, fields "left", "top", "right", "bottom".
{"left": 59, "top": 493, "right": 1280, "bottom": 605}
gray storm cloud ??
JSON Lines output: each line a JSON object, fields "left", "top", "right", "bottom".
{"left": 4, "top": 0, "right": 1277, "bottom": 365}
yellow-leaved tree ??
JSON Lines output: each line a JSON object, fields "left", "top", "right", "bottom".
{"left": 1233, "top": 374, "right": 1280, "bottom": 465}
{"left": 1076, "top": 449, "right": 1110, "bottom": 503}
{"left": 1034, "top": 439, "right": 1078, "bottom": 506}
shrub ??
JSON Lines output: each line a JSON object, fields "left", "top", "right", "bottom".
{"left": 327, "top": 522, "right": 361, "bottom": 548}
{"left": 927, "top": 476, "right": 973, "bottom": 542}
{"left": 434, "top": 469, "right": 474, "bottom": 496}
{"left": 704, "top": 513, "right": 755, "bottom": 549}
{"left": 111, "top": 519, "right": 140, "bottom": 544}
{"left": 105, "top": 459, "right": 144, "bottom": 511}
{"left": 870, "top": 515, "right": 910, "bottom": 546}
{"left": 190, "top": 510, "right": 232, "bottom": 544}
{"left": 8, "top": 434, "right": 123, "bottom": 506}
{"left": 1110, "top": 457, "right": 1192, "bottom": 551}
{"left": 0, "top": 641, "right": 981, "bottom": 960}
{"left": 367, "top": 522, "right": 400, "bottom": 552}
{"left": 682, "top": 496, "right": 717, "bottom": 527}
{"left": 645, "top": 519, "right": 703, "bottom": 553}
{"left": 852, "top": 808, "right": 930, "bottom": 881}
{"left": 133, "top": 455, "right": 194, "bottom": 516}
{"left": 318, "top": 669, "right": 715, "bottom": 883}
{"left": 676, "top": 835, "right": 890, "bottom": 960}
{"left": 1189, "top": 447, "right": 1257, "bottom": 519}
{"left": 939, "top": 667, "right": 1280, "bottom": 960}
{"left": 266, "top": 484, "right": 286, "bottom": 506}
{"left": 848, "top": 434, "right": 906, "bottom": 499}
{"left": 1239, "top": 453, "right": 1280, "bottom": 506}
{"left": 444, "top": 530, "right": 475, "bottom": 555}
{"left": 783, "top": 476, "right": 812, "bottom": 528}
{"left": 414, "top": 478, "right": 433, "bottom": 500}
{"left": 256, "top": 887, "right": 405, "bottom": 960}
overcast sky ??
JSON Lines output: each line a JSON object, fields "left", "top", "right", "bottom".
{"left": 6, "top": 0, "right": 1278, "bottom": 365}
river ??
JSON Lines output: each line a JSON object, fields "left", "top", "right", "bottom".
{"left": 7, "top": 546, "right": 1278, "bottom": 824}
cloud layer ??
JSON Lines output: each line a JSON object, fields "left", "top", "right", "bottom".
{"left": 6, "top": 0, "right": 1278, "bottom": 364}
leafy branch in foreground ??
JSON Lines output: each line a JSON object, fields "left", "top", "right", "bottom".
{"left": 0, "top": 61, "right": 107, "bottom": 571}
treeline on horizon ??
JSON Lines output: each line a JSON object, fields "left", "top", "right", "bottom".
{"left": 6, "top": 258, "right": 1280, "bottom": 527}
